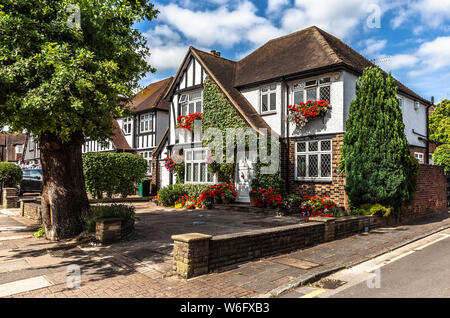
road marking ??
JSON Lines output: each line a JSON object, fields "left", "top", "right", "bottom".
{"left": 300, "top": 289, "right": 326, "bottom": 298}
{"left": 414, "top": 235, "right": 449, "bottom": 251}
{"left": 0, "top": 235, "right": 29, "bottom": 241}
{"left": 0, "top": 276, "right": 52, "bottom": 297}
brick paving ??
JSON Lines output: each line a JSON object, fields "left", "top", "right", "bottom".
{"left": 0, "top": 205, "right": 449, "bottom": 298}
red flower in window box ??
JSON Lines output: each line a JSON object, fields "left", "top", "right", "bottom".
{"left": 288, "top": 100, "right": 330, "bottom": 131}
{"left": 176, "top": 113, "right": 203, "bottom": 131}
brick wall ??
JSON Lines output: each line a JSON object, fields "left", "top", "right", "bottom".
{"left": 401, "top": 164, "right": 447, "bottom": 221}
{"left": 172, "top": 215, "right": 378, "bottom": 278}
{"left": 20, "top": 201, "right": 42, "bottom": 223}
{"left": 150, "top": 156, "right": 159, "bottom": 195}
{"left": 286, "top": 134, "right": 347, "bottom": 208}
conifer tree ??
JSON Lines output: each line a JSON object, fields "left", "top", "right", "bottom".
{"left": 341, "top": 67, "right": 417, "bottom": 208}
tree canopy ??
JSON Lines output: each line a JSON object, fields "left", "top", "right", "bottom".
{"left": 430, "top": 99, "right": 450, "bottom": 173}
{"left": 0, "top": 0, "right": 157, "bottom": 142}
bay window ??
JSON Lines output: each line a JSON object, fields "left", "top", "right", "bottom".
{"left": 184, "top": 148, "right": 214, "bottom": 184}
{"left": 295, "top": 139, "right": 332, "bottom": 181}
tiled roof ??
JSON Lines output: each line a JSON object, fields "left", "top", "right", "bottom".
{"left": 130, "top": 77, "right": 174, "bottom": 113}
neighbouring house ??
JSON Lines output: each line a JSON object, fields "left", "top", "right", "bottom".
{"left": 115, "top": 77, "right": 173, "bottom": 177}
{"left": 0, "top": 132, "right": 27, "bottom": 163}
{"left": 155, "top": 26, "right": 432, "bottom": 207}
{"left": 21, "top": 77, "right": 173, "bottom": 174}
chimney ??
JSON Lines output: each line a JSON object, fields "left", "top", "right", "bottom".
{"left": 210, "top": 50, "right": 221, "bottom": 57}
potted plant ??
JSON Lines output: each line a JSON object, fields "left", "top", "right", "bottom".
{"left": 220, "top": 183, "right": 237, "bottom": 204}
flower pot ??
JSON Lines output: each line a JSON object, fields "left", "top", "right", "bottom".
{"left": 221, "top": 195, "right": 231, "bottom": 204}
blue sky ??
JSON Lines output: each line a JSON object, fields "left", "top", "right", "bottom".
{"left": 137, "top": 0, "right": 450, "bottom": 103}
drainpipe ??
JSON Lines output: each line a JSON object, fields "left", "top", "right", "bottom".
{"left": 282, "top": 78, "right": 290, "bottom": 193}
{"left": 426, "top": 96, "right": 434, "bottom": 164}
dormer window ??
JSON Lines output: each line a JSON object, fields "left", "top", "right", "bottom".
{"left": 140, "top": 114, "right": 153, "bottom": 133}
{"left": 261, "top": 85, "right": 277, "bottom": 113}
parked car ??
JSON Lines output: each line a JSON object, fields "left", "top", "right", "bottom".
{"left": 18, "top": 169, "right": 43, "bottom": 195}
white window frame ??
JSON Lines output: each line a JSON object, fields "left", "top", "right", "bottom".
{"left": 295, "top": 139, "right": 333, "bottom": 181}
{"left": 140, "top": 151, "right": 152, "bottom": 175}
{"left": 122, "top": 117, "right": 133, "bottom": 135}
{"left": 140, "top": 114, "right": 153, "bottom": 133}
{"left": 292, "top": 77, "right": 331, "bottom": 104}
{"left": 179, "top": 90, "right": 203, "bottom": 116}
{"left": 414, "top": 152, "right": 424, "bottom": 164}
{"left": 184, "top": 148, "right": 214, "bottom": 184}
{"left": 260, "top": 85, "right": 277, "bottom": 114}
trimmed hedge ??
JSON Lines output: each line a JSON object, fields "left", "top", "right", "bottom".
{"left": 0, "top": 162, "right": 23, "bottom": 187}
{"left": 82, "top": 152, "right": 147, "bottom": 199}
{"left": 157, "top": 184, "right": 211, "bottom": 207}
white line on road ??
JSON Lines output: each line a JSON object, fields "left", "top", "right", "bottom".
{"left": 414, "top": 235, "right": 449, "bottom": 251}
{"left": 0, "top": 276, "right": 52, "bottom": 297}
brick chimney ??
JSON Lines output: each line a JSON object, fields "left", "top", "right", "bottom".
{"left": 210, "top": 50, "right": 221, "bottom": 57}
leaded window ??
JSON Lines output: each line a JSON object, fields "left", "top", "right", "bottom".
{"left": 295, "top": 139, "right": 332, "bottom": 180}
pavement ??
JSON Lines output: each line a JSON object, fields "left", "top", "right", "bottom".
{"left": 0, "top": 205, "right": 449, "bottom": 298}
{"left": 281, "top": 228, "right": 450, "bottom": 298}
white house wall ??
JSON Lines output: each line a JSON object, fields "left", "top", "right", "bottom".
{"left": 116, "top": 118, "right": 134, "bottom": 147}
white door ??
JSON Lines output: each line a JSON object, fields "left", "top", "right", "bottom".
{"left": 160, "top": 161, "right": 170, "bottom": 188}
{"left": 235, "top": 153, "right": 254, "bottom": 203}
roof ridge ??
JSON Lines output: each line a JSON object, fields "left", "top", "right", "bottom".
{"left": 309, "top": 26, "right": 343, "bottom": 64}
{"left": 191, "top": 46, "right": 237, "bottom": 64}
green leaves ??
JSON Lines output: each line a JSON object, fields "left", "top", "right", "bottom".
{"left": 430, "top": 99, "right": 450, "bottom": 145}
{"left": 0, "top": 162, "right": 23, "bottom": 187}
{"left": 0, "top": 0, "right": 157, "bottom": 142}
{"left": 433, "top": 144, "right": 450, "bottom": 174}
{"left": 82, "top": 152, "right": 148, "bottom": 198}
{"left": 342, "top": 67, "right": 418, "bottom": 209}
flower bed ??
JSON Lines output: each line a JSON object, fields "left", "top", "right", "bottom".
{"left": 250, "top": 187, "right": 283, "bottom": 208}
{"left": 288, "top": 100, "right": 330, "bottom": 131}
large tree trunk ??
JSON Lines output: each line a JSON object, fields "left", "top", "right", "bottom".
{"left": 40, "top": 131, "right": 90, "bottom": 240}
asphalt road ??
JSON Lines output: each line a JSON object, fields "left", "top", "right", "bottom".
{"left": 331, "top": 234, "right": 450, "bottom": 298}
{"left": 289, "top": 228, "right": 450, "bottom": 298}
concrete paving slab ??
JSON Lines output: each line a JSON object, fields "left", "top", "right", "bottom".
{"left": 272, "top": 257, "right": 321, "bottom": 269}
{"left": 0, "top": 260, "right": 30, "bottom": 273}
{"left": 0, "top": 276, "right": 52, "bottom": 297}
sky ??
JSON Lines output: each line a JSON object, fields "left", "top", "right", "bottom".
{"left": 137, "top": 0, "right": 450, "bottom": 103}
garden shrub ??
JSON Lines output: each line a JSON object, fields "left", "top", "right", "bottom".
{"left": 341, "top": 67, "right": 418, "bottom": 210}
{"left": 350, "top": 203, "right": 392, "bottom": 218}
{"left": 250, "top": 159, "right": 286, "bottom": 194}
{"left": 0, "top": 162, "right": 23, "bottom": 187}
{"left": 84, "top": 204, "right": 137, "bottom": 233}
{"left": 82, "top": 152, "right": 147, "bottom": 198}
{"left": 156, "top": 184, "right": 211, "bottom": 207}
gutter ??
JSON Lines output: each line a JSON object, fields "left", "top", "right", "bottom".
{"left": 281, "top": 77, "right": 290, "bottom": 192}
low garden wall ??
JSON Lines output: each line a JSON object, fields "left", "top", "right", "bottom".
{"left": 95, "top": 218, "right": 135, "bottom": 244}
{"left": 401, "top": 164, "right": 448, "bottom": 221}
{"left": 2, "top": 188, "right": 19, "bottom": 209}
{"left": 172, "top": 215, "right": 379, "bottom": 279}
{"left": 20, "top": 198, "right": 42, "bottom": 223}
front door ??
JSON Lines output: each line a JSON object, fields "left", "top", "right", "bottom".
{"left": 235, "top": 153, "right": 254, "bottom": 203}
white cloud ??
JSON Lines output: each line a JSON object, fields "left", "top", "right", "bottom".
{"left": 412, "top": 36, "right": 450, "bottom": 74}
{"left": 281, "top": 0, "right": 384, "bottom": 39}
{"left": 158, "top": 1, "right": 269, "bottom": 48}
{"left": 376, "top": 54, "right": 419, "bottom": 71}
{"left": 266, "top": 0, "right": 289, "bottom": 14}
{"left": 362, "top": 39, "right": 388, "bottom": 56}
{"left": 391, "top": 0, "right": 450, "bottom": 29}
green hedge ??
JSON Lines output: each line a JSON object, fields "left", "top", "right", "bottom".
{"left": 157, "top": 184, "right": 211, "bottom": 207}
{"left": 0, "top": 162, "right": 23, "bottom": 187}
{"left": 82, "top": 152, "right": 147, "bottom": 199}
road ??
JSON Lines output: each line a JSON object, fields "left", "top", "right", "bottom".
{"left": 285, "top": 228, "right": 450, "bottom": 298}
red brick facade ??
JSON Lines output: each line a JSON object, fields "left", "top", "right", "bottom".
{"left": 285, "top": 134, "right": 348, "bottom": 208}
{"left": 401, "top": 164, "right": 447, "bottom": 221}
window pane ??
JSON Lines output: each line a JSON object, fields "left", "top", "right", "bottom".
{"left": 193, "top": 163, "right": 199, "bottom": 182}
{"left": 190, "top": 91, "right": 201, "bottom": 100}
{"left": 181, "top": 104, "right": 187, "bottom": 116}
{"left": 270, "top": 85, "right": 276, "bottom": 91}
{"left": 306, "top": 88, "right": 317, "bottom": 101}
{"left": 194, "top": 150, "right": 203, "bottom": 160}
{"left": 320, "top": 86, "right": 330, "bottom": 102}
{"left": 189, "top": 103, "right": 194, "bottom": 114}
{"left": 261, "top": 94, "right": 268, "bottom": 112}
{"left": 321, "top": 154, "right": 332, "bottom": 178}
{"left": 305, "top": 80, "right": 317, "bottom": 87}
{"left": 320, "top": 77, "right": 331, "bottom": 84}
{"left": 207, "top": 170, "right": 213, "bottom": 183}
{"left": 196, "top": 101, "right": 202, "bottom": 113}
{"left": 270, "top": 93, "right": 276, "bottom": 111}
{"left": 297, "top": 155, "right": 306, "bottom": 178}
{"left": 297, "top": 142, "right": 306, "bottom": 153}
{"left": 294, "top": 91, "right": 303, "bottom": 104}
{"left": 309, "top": 141, "right": 319, "bottom": 152}
{"left": 200, "top": 163, "right": 206, "bottom": 182}
{"left": 186, "top": 163, "right": 192, "bottom": 182}
{"left": 309, "top": 155, "right": 319, "bottom": 177}
{"left": 321, "top": 140, "right": 331, "bottom": 151}
{"left": 262, "top": 87, "right": 268, "bottom": 93}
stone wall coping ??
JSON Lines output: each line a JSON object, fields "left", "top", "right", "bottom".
{"left": 95, "top": 217, "right": 124, "bottom": 224}
{"left": 308, "top": 216, "right": 337, "bottom": 223}
{"left": 212, "top": 222, "right": 321, "bottom": 241}
{"left": 172, "top": 233, "right": 213, "bottom": 243}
